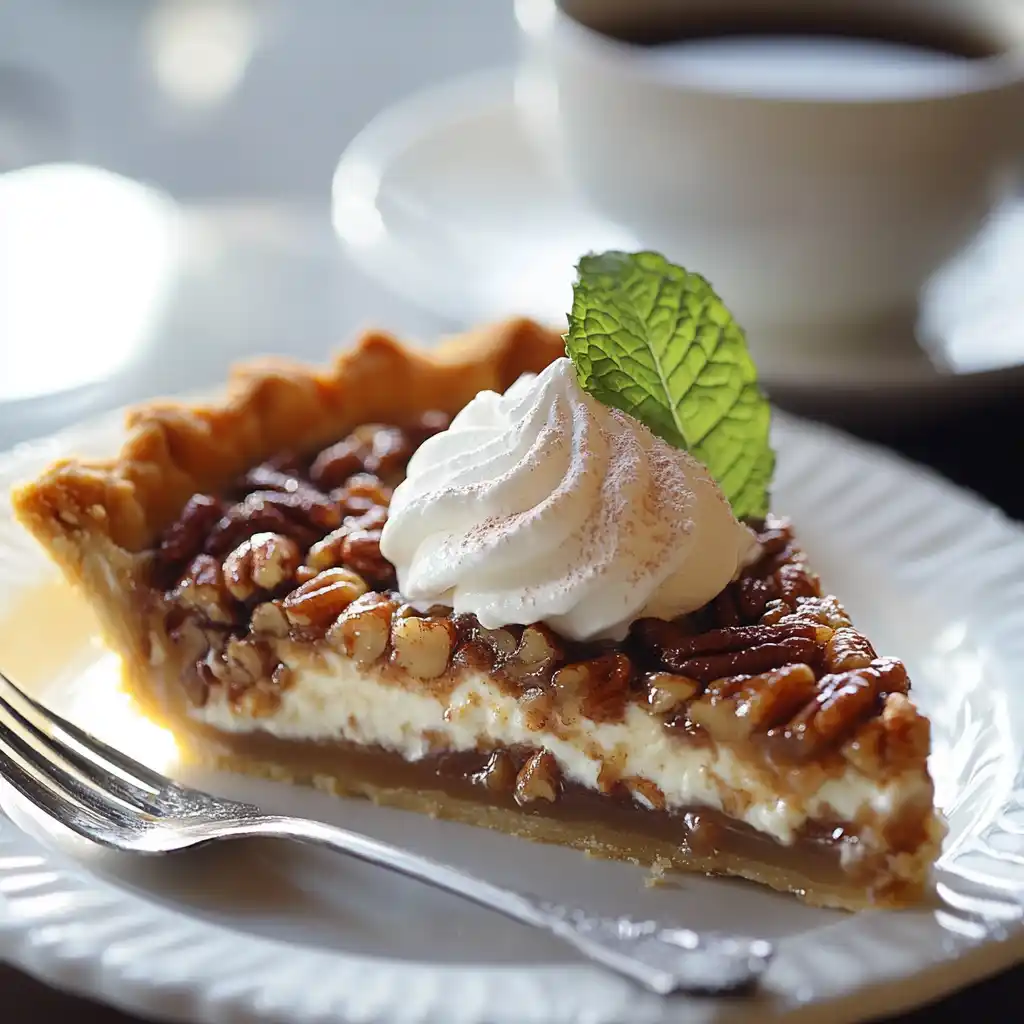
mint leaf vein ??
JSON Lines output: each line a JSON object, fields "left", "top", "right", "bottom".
{"left": 565, "top": 250, "right": 774, "bottom": 521}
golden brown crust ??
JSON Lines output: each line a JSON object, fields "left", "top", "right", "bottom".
{"left": 12, "top": 318, "right": 566, "bottom": 555}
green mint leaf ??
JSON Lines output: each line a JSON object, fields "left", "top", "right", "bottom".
{"left": 565, "top": 250, "right": 774, "bottom": 520}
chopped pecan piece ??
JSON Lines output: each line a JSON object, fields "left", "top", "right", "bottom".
{"left": 755, "top": 523, "right": 793, "bottom": 557}
{"left": 180, "top": 663, "right": 211, "bottom": 708}
{"left": 519, "top": 687, "right": 556, "bottom": 731}
{"left": 250, "top": 600, "right": 290, "bottom": 637}
{"left": 643, "top": 672, "right": 700, "bottom": 714}
{"left": 327, "top": 593, "right": 397, "bottom": 663}
{"left": 173, "top": 554, "right": 235, "bottom": 625}
{"left": 552, "top": 652, "right": 632, "bottom": 723}
{"left": 476, "top": 625, "right": 518, "bottom": 660}
{"left": 169, "top": 615, "right": 224, "bottom": 670}
{"left": 472, "top": 750, "right": 517, "bottom": 793}
{"left": 389, "top": 615, "right": 455, "bottom": 679}
{"left": 232, "top": 682, "right": 283, "bottom": 719}
{"left": 453, "top": 622, "right": 519, "bottom": 672}
{"left": 514, "top": 750, "right": 560, "bottom": 804}
{"left": 223, "top": 636, "right": 273, "bottom": 684}
{"left": 503, "top": 625, "right": 563, "bottom": 684}
{"left": 623, "top": 776, "right": 666, "bottom": 811}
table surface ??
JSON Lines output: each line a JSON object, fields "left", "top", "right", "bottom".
{"left": 0, "top": 1, "right": 1021, "bottom": 1020}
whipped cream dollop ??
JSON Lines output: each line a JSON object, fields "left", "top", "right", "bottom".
{"left": 379, "top": 358, "right": 760, "bottom": 641}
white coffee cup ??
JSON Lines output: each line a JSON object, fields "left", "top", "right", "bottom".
{"left": 516, "top": 0, "right": 1024, "bottom": 350}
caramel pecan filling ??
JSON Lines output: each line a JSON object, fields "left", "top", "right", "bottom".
{"left": 148, "top": 416, "right": 923, "bottom": 780}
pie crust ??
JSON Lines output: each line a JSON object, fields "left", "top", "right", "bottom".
{"left": 11, "top": 317, "right": 945, "bottom": 910}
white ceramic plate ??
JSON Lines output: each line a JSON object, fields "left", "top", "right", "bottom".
{"left": 0, "top": 401, "right": 1023, "bottom": 1024}
{"left": 330, "top": 68, "right": 1024, "bottom": 417}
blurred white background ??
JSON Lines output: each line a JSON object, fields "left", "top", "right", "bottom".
{"left": 0, "top": 0, "right": 513, "bottom": 198}
{"left": 0, "top": 0, "right": 514, "bottom": 446}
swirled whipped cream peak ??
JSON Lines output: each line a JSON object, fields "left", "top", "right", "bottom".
{"left": 379, "top": 357, "right": 761, "bottom": 641}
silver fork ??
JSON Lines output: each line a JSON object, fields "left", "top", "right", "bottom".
{"left": 0, "top": 670, "right": 773, "bottom": 996}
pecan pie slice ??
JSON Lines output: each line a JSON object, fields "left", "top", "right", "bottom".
{"left": 12, "top": 318, "right": 945, "bottom": 910}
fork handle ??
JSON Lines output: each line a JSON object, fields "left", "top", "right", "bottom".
{"left": 211, "top": 813, "right": 771, "bottom": 995}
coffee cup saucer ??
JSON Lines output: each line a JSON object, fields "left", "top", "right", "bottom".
{"left": 331, "top": 68, "right": 1024, "bottom": 423}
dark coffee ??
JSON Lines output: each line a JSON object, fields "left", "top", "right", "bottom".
{"left": 559, "top": 0, "right": 1014, "bottom": 60}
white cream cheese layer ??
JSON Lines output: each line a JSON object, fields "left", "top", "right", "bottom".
{"left": 191, "top": 654, "right": 928, "bottom": 846}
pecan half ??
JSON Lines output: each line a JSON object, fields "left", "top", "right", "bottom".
{"left": 644, "top": 622, "right": 819, "bottom": 665}
{"left": 282, "top": 567, "right": 368, "bottom": 629}
{"left": 304, "top": 526, "right": 351, "bottom": 573}
{"left": 309, "top": 438, "right": 367, "bottom": 490}
{"left": 502, "top": 625, "right": 563, "bottom": 684}
{"left": 340, "top": 528, "right": 393, "bottom": 587}
{"left": 223, "top": 532, "right": 302, "bottom": 600}
{"left": 766, "top": 659, "right": 907, "bottom": 762}
{"left": 519, "top": 687, "right": 556, "bottom": 731}
{"left": 824, "top": 628, "right": 878, "bottom": 672}
{"left": 205, "top": 490, "right": 341, "bottom": 556}
{"left": 552, "top": 652, "right": 632, "bottom": 723}
{"left": 734, "top": 574, "right": 780, "bottom": 622}
{"left": 689, "top": 663, "right": 818, "bottom": 742}
{"left": 842, "top": 691, "right": 929, "bottom": 776}
{"left": 236, "top": 464, "right": 331, "bottom": 507}
{"left": 776, "top": 561, "right": 821, "bottom": 604}
{"left": 156, "top": 494, "right": 225, "bottom": 573}
{"left": 666, "top": 635, "right": 819, "bottom": 683}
